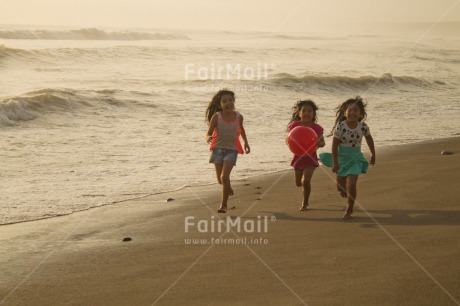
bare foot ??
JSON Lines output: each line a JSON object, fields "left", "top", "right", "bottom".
{"left": 229, "top": 187, "right": 234, "bottom": 196}
{"left": 218, "top": 206, "right": 227, "bottom": 213}
{"left": 299, "top": 204, "right": 309, "bottom": 211}
{"left": 342, "top": 212, "right": 353, "bottom": 220}
{"left": 338, "top": 190, "right": 347, "bottom": 198}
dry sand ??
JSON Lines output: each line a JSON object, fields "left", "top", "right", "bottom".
{"left": 1, "top": 137, "right": 460, "bottom": 306}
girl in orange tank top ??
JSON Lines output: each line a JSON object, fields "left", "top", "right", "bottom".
{"left": 205, "top": 89, "right": 250, "bottom": 213}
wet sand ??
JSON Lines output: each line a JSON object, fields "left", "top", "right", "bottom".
{"left": 1, "top": 137, "right": 460, "bottom": 305}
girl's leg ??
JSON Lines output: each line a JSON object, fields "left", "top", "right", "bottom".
{"left": 336, "top": 176, "right": 347, "bottom": 198}
{"left": 218, "top": 160, "right": 234, "bottom": 213}
{"left": 343, "top": 175, "right": 359, "bottom": 220}
{"left": 214, "top": 163, "right": 223, "bottom": 184}
{"left": 294, "top": 169, "right": 303, "bottom": 187}
{"left": 300, "top": 167, "right": 315, "bottom": 211}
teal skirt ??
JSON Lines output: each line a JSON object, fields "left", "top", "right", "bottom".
{"left": 319, "top": 146, "right": 368, "bottom": 177}
{"left": 318, "top": 152, "right": 333, "bottom": 167}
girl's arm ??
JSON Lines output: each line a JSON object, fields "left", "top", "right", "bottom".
{"left": 239, "top": 115, "right": 250, "bottom": 154}
{"left": 285, "top": 123, "right": 292, "bottom": 145}
{"left": 205, "top": 114, "right": 217, "bottom": 143}
{"left": 332, "top": 137, "right": 340, "bottom": 173}
{"left": 316, "top": 134, "right": 325, "bottom": 148}
{"left": 365, "top": 134, "right": 376, "bottom": 165}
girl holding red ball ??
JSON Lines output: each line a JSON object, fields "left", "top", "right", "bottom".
{"left": 286, "top": 100, "right": 325, "bottom": 211}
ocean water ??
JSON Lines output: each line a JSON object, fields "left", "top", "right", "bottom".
{"left": 1, "top": 24, "right": 459, "bottom": 224}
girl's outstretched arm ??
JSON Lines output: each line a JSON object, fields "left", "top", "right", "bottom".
{"left": 331, "top": 137, "right": 340, "bottom": 173}
{"left": 365, "top": 134, "right": 376, "bottom": 165}
{"left": 205, "top": 114, "right": 217, "bottom": 143}
{"left": 239, "top": 115, "right": 250, "bottom": 154}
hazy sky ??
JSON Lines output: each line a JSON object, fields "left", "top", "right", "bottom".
{"left": 1, "top": 0, "right": 460, "bottom": 31}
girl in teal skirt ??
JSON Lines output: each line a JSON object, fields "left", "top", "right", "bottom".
{"left": 331, "top": 97, "right": 375, "bottom": 220}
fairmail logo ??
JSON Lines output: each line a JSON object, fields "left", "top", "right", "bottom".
{"left": 184, "top": 215, "right": 273, "bottom": 233}
{"left": 184, "top": 63, "right": 272, "bottom": 80}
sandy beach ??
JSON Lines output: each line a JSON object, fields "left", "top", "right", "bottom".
{"left": 1, "top": 137, "right": 460, "bottom": 306}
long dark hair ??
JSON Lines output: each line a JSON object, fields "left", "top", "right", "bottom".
{"left": 287, "top": 99, "right": 318, "bottom": 131}
{"left": 205, "top": 89, "right": 235, "bottom": 124}
{"left": 330, "top": 96, "right": 367, "bottom": 136}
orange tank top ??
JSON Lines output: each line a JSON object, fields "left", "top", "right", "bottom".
{"left": 209, "top": 111, "right": 244, "bottom": 154}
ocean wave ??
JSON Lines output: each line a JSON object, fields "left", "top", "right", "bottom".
{"left": 0, "top": 44, "right": 327, "bottom": 62}
{"left": 0, "top": 89, "right": 89, "bottom": 126}
{"left": 0, "top": 44, "right": 189, "bottom": 62}
{"left": 0, "top": 99, "right": 37, "bottom": 126}
{"left": 0, "top": 88, "right": 156, "bottom": 126}
{"left": 265, "top": 34, "right": 345, "bottom": 41}
{"left": 171, "top": 72, "right": 443, "bottom": 92}
{"left": 411, "top": 47, "right": 460, "bottom": 64}
{"left": 268, "top": 73, "right": 440, "bottom": 89}
{"left": 0, "top": 44, "right": 29, "bottom": 58}
{"left": 0, "top": 28, "right": 189, "bottom": 40}
{"left": 413, "top": 55, "right": 460, "bottom": 64}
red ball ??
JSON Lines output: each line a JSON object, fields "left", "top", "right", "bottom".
{"left": 288, "top": 126, "right": 318, "bottom": 156}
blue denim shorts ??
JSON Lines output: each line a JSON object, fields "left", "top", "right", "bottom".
{"left": 209, "top": 148, "right": 238, "bottom": 165}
